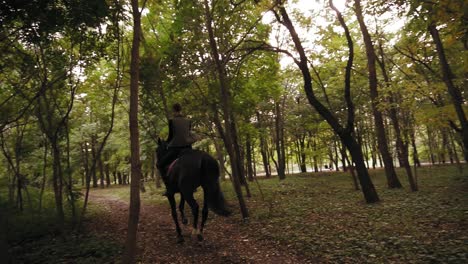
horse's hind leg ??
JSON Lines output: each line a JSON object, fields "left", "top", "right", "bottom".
{"left": 179, "top": 195, "right": 188, "bottom": 225}
{"left": 185, "top": 194, "right": 202, "bottom": 241}
{"left": 200, "top": 190, "right": 209, "bottom": 237}
{"left": 167, "top": 194, "right": 184, "bottom": 243}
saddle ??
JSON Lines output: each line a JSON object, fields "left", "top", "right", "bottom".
{"left": 166, "top": 148, "right": 193, "bottom": 175}
{"left": 167, "top": 158, "right": 178, "bottom": 175}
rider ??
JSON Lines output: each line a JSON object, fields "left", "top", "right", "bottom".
{"left": 159, "top": 103, "right": 196, "bottom": 179}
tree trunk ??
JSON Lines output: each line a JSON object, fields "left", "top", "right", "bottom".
{"left": 277, "top": 5, "right": 379, "bottom": 203}
{"left": 256, "top": 112, "right": 271, "bottom": 177}
{"left": 203, "top": 0, "right": 249, "bottom": 218}
{"left": 449, "top": 129, "right": 464, "bottom": 175}
{"left": 428, "top": 23, "right": 468, "bottom": 162}
{"left": 118, "top": 171, "right": 123, "bottom": 185}
{"left": 39, "top": 138, "right": 48, "bottom": 211}
{"left": 65, "top": 121, "right": 76, "bottom": 223}
{"left": 340, "top": 142, "right": 348, "bottom": 172}
{"left": 274, "top": 100, "right": 286, "bottom": 180}
{"left": 123, "top": 0, "right": 142, "bottom": 262}
{"left": 246, "top": 135, "right": 254, "bottom": 182}
{"left": 91, "top": 136, "right": 98, "bottom": 188}
{"left": 213, "top": 138, "right": 226, "bottom": 181}
{"left": 299, "top": 137, "right": 307, "bottom": 173}
{"left": 441, "top": 128, "right": 451, "bottom": 163}
{"left": 376, "top": 42, "right": 416, "bottom": 191}
{"left": 344, "top": 150, "right": 359, "bottom": 190}
{"left": 409, "top": 121, "right": 421, "bottom": 167}
{"left": 105, "top": 162, "right": 111, "bottom": 187}
{"left": 51, "top": 142, "right": 65, "bottom": 227}
{"left": 426, "top": 126, "right": 436, "bottom": 164}
{"left": 354, "top": 0, "right": 402, "bottom": 189}
{"left": 333, "top": 138, "right": 340, "bottom": 171}
{"left": 312, "top": 138, "right": 319, "bottom": 172}
{"left": 79, "top": 141, "right": 91, "bottom": 229}
{"left": 343, "top": 134, "right": 380, "bottom": 202}
{"left": 99, "top": 156, "right": 105, "bottom": 188}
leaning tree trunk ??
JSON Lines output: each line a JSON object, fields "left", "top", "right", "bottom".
{"left": 276, "top": 3, "right": 379, "bottom": 203}
{"left": 428, "top": 23, "right": 468, "bottom": 162}
{"left": 203, "top": 0, "right": 249, "bottom": 218}
{"left": 122, "top": 0, "right": 142, "bottom": 262}
{"left": 354, "top": 0, "right": 402, "bottom": 189}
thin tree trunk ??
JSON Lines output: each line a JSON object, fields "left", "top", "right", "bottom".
{"left": 105, "top": 162, "right": 111, "bottom": 187}
{"left": 51, "top": 142, "right": 65, "bottom": 227}
{"left": 427, "top": 126, "right": 436, "bottom": 164}
{"left": 299, "top": 137, "right": 307, "bottom": 172}
{"left": 79, "top": 141, "right": 91, "bottom": 228}
{"left": 341, "top": 142, "right": 348, "bottom": 172}
{"left": 213, "top": 138, "right": 226, "bottom": 181}
{"left": 409, "top": 122, "right": 421, "bottom": 167}
{"left": 118, "top": 171, "right": 123, "bottom": 185}
{"left": 97, "top": 155, "right": 104, "bottom": 188}
{"left": 256, "top": 112, "right": 271, "bottom": 177}
{"left": 354, "top": 0, "right": 401, "bottom": 188}
{"left": 246, "top": 135, "right": 254, "bottom": 182}
{"left": 449, "top": 129, "right": 464, "bottom": 175}
{"left": 13, "top": 124, "right": 26, "bottom": 212}
{"left": 91, "top": 136, "right": 98, "bottom": 188}
{"left": 333, "top": 137, "right": 340, "bottom": 171}
{"left": 65, "top": 121, "right": 77, "bottom": 223}
{"left": 376, "top": 43, "right": 416, "bottom": 191}
{"left": 122, "top": 0, "right": 142, "bottom": 262}
{"left": 275, "top": 100, "right": 286, "bottom": 180}
{"left": 39, "top": 138, "right": 48, "bottom": 211}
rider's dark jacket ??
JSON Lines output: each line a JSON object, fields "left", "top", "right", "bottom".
{"left": 167, "top": 115, "right": 196, "bottom": 147}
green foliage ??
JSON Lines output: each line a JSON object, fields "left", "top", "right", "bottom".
{"left": 9, "top": 233, "right": 121, "bottom": 263}
{"left": 1, "top": 184, "right": 120, "bottom": 263}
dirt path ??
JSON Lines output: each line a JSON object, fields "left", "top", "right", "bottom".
{"left": 86, "top": 191, "right": 312, "bottom": 263}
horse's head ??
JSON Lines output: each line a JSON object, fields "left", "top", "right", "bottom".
{"left": 156, "top": 137, "right": 168, "bottom": 164}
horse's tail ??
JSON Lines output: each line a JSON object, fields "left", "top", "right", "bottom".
{"left": 202, "top": 156, "right": 231, "bottom": 217}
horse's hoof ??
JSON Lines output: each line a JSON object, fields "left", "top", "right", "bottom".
{"left": 197, "top": 234, "right": 204, "bottom": 242}
{"left": 177, "top": 236, "right": 185, "bottom": 244}
{"left": 182, "top": 219, "right": 188, "bottom": 225}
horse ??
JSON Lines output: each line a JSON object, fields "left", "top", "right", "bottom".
{"left": 156, "top": 138, "right": 231, "bottom": 243}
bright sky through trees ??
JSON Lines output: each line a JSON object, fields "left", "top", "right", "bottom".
{"left": 265, "top": 0, "right": 405, "bottom": 67}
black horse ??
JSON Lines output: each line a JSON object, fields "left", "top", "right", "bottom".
{"left": 156, "top": 139, "right": 231, "bottom": 243}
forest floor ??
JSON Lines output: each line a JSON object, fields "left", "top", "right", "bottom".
{"left": 83, "top": 164, "right": 468, "bottom": 263}
{"left": 86, "top": 190, "right": 309, "bottom": 263}
{"left": 5, "top": 164, "right": 468, "bottom": 263}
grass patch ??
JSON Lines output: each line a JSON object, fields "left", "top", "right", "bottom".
{"left": 237, "top": 165, "right": 468, "bottom": 263}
